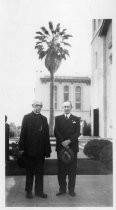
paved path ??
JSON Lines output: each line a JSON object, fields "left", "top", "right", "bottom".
{"left": 5, "top": 175, "right": 113, "bottom": 207}
{"left": 5, "top": 145, "right": 113, "bottom": 207}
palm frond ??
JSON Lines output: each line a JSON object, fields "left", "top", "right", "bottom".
{"left": 57, "top": 47, "right": 70, "bottom": 60}
{"left": 61, "top": 42, "right": 71, "bottom": 47}
{"left": 35, "top": 43, "right": 45, "bottom": 50}
{"left": 39, "top": 51, "right": 47, "bottom": 59}
{"left": 36, "top": 41, "right": 42, "bottom": 45}
{"left": 36, "top": 31, "right": 43, "bottom": 35}
{"left": 55, "top": 23, "right": 60, "bottom": 33}
{"left": 35, "top": 35, "right": 47, "bottom": 42}
{"left": 35, "top": 22, "right": 72, "bottom": 62}
{"left": 35, "top": 35, "right": 43, "bottom": 40}
{"left": 49, "top": 21, "right": 55, "bottom": 34}
{"left": 35, "top": 45, "right": 40, "bottom": 49}
{"left": 36, "top": 45, "right": 43, "bottom": 51}
{"left": 59, "top": 29, "right": 67, "bottom": 36}
{"left": 63, "top": 34, "right": 73, "bottom": 39}
{"left": 41, "top": 27, "right": 49, "bottom": 36}
{"left": 64, "top": 49, "right": 70, "bottom": 56}
{"left": 67, "top": 34, "right": 73, "bottom": 37}
{"left": 62, "top": 54, "right": 66, "bottom": 60}
{"left": 62, "top": 34, "right": 72, "bottom": 39}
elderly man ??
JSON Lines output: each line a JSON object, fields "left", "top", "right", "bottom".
{"left": 19, "top": 100, "right": 51, "bottom": 199}
{"left": 54, "top": 101, "right": 80, "bottom": 197}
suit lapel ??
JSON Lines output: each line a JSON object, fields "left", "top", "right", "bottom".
{"left": 62, "top": 114, "right": 73, "bottom": 120}
{"left": 69, "top": 114, "right": 73, "bottom": 120}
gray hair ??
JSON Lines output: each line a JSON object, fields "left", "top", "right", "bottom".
{"left": 63, "top": 101, "right": 72, "bottom": 108}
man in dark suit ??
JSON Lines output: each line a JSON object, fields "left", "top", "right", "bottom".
{"left": 54, "top": 101, "right": 80, "bottom": 197}
{"left": 19, "top": 100, "right": 51, "bottom": 199}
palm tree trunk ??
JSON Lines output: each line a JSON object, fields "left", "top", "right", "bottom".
{"left": 49, "top": 71, "right": 54, "bottom": 136}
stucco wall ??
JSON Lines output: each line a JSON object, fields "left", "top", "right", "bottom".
{"left": 91, "top": 34, "right": 104, "bottom": 137}
{"left": 105, "top": 23, "right": 112, "bottom": 138}
{"left": 35, "top": 77, "right": 91, "bottom": 124}
{"left": 91, "top": 20, "right": 112, "bottom": 138}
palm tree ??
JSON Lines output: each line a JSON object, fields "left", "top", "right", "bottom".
{"left": 35, "top": 21, "right": 72, "bottom": 136}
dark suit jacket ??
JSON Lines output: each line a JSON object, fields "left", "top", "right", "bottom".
{"left": 54, "top": 114, "right": 80, "bottom": 153}
{"left": 19, "top": 112, "right": 51, "bottom": 158}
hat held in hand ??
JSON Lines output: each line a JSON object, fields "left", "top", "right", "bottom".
{"left": 58, "top": 147, "right": 74, "bottom": 164}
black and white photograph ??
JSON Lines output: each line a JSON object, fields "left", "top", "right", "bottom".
{"left": 0, "top": 0, "right": 116, "bottom": 208}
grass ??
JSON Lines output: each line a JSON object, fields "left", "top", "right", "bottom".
{"left": 5, "top": 158, "right": 112, "bottom": 176}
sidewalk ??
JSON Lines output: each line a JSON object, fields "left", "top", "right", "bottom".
{"left": 5, "top": 174, "right": 113, "bottom": 207}
{"left": 5, "top": 146, "right": 113, "bottom": 207}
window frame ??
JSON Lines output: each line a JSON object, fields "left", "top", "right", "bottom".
{"left": 75, "top": 86, "right": 81, "bottom": 110}
{"left": 64, "top": 85, "right": 69, "bottom": 102}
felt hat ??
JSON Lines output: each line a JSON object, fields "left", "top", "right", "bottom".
{"left": 58, "top": 147, "right": 74, "bottom": 164}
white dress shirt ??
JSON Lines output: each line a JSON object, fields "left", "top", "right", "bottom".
{"left": 65, "top": 113, "right": 71, "bottom": 119}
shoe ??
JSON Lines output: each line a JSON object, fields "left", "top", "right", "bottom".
{"left": 26, "top": 191, "right": 33, "bottom": 199}
{"left": 35, "top": 193, "right": 47, "bottom": 198}
{"left": 69, "top": 191, "right": 76, "bottom": 197}
{"left": 56, "top": 191, "right": 66, "bottom": 196}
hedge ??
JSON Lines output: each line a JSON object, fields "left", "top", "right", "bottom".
{"left": 9, "top": 142, "right": 19, "bottom": 159}
{"left": 83, "top": 139, "right": 112, "bottom": 160}
{"left": 99, "top": 143, "right": 113, "bottom": 169}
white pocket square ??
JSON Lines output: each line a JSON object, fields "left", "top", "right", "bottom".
{"left": 72, "top": 121, "right": 76, "bottom": 123}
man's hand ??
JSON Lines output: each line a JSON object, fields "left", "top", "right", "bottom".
{"left": 61, "top": 139, "right": 71, "bottom": 148}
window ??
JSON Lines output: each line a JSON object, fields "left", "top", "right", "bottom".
{"left": 64, "top": 86, "right": 69, "bottom": 101}
{"left": 75, "top": 86, "right": 81, "bottom": 109}
{"left": 54, "top": 86, "right": 57, "bottom": 109}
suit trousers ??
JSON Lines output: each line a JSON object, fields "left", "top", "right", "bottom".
{"left": 25, "top": 156, "right": 45, "bottom": 194}
{"left": 57, "top": 154, "right": 77, "bottom": 193}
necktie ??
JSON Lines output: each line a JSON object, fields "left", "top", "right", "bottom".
{"left": 65, "top": 115, "right": 68, "bottom": 120}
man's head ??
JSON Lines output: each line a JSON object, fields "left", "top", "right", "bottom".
{"left": 63, "top": 101, "right": 72, "bottom": 114}
{"left": 32, "top": 100, "right": 43, "bottom": 114}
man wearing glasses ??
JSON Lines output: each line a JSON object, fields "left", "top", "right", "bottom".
{"left": 19, "top": 100, "right": 51, "bottom": 199}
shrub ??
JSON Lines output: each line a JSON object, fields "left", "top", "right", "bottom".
{"left": 83, "top": 139, "right": 112, "bottom": 160}
{"left": 9, "top": 131, "right": 15, "bottom": 138}
{"left": 9, "top": 142, "right": 19, "bottom": 159}
{"left": 83, "top": 121, "right": 91, "bottom": 136}
{"left": 99, "top": 143, "right": 113, "bottom": 169}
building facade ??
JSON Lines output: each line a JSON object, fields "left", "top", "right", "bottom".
{"left": 91, "top": 19, "right": 112, "bottom": 138}
{"left": 35, "top": 75, "right": 91, "bottom": 124}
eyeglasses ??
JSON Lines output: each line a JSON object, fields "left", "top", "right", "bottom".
{"left": 64, "top": 106, "right": 70, "bottom": 108}
{"left": 34, "top": 104, "right": 42, "bottom": 107}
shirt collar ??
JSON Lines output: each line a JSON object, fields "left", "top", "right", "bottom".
{"left": 32, "top": 111, "right": 40, "bottom": 115}
{"left": 64, "top": 113, "right": 71, "bottom": 118}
